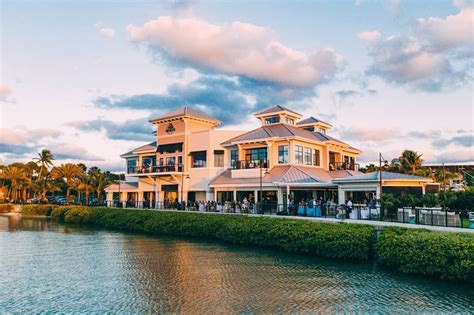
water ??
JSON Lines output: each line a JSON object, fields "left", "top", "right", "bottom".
{"left": 0, "top": 215, "right": 472, "bottom": 313}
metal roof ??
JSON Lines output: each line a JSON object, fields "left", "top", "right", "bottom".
{"left": 254, "top": 105, "right": 302, "bottom": 117}
{"left": 120, "top": 141, "right": 156, "bottom": 157}
{"left": 333, "top": 171, "right": 432, "bottom": 182}
{"left": 296, "top": 116, "right": 332, "bottom": 127}
{"left": 210, "top": 165, "right": 358, "bottom": 187}
{"left": 149, "top": 106, "right": 220, "bottom": 123}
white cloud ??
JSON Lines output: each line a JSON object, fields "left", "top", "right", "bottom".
{"left": 386, "top": 0, "right": 401, "bottom": 13}
{"left": 0, "top": 84, "right": 12, "bottom": 95}
{"left": 99, "top": 27, "right": 115, "bottom": 38}
{"left": 434, "top": 149, "right": 474, "bottom": 163}
{"left": 127, "top": 16, "right": 343, "bottom": 87}
{"left": 336, "top": 125, "right": 399, "bottom": 141}
{"left": 49, "top": 144, "right": 104, "bottom": 161}
{"left": 452, "top": 0, "right": 474, "bottom": 9}
{"left": 417, "top": 8, "right": 474, "bottom": 50}
{"left": 357, "top": 31, "right": 381, "bottom": 43}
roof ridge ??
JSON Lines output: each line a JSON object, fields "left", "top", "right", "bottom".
{"left": 279, "top": 165, "right": 295, "bottom": 182}
{"left": 293, "top": 165, "right": 321, "bottom": 182}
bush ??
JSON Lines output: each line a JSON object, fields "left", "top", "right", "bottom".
{"left": 0, "top": 204, "right": 14, "bottom": 213}
{"left": 52, "top": 207, "right": 375, "bottom": 260}
{"left": 377, "top": 227, "right": 474, "bottom": 282}
{"left": 22, "top": 204, "right": 58, "bottom": 216}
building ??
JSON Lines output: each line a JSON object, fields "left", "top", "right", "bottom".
{"left": 105, "top": 105, "right": 437, "bottom": 207}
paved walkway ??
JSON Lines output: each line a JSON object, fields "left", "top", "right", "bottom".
{"left": 122, "top": 208, "right": 474, "bottom": 234}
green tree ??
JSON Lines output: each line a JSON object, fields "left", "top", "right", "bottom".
{"left": 51, "top": 163, "right": 84, "bottom": 200}
{"left": 1, "top": 166, "right": 27, "bottom": 201}
{"left": 399, "top": 150, "right": 423, "bottom": 174}
{"left": 34, "top": 149, "right": 55, "bottom": 180}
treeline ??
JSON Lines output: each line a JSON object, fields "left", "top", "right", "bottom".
{"left": 0, "top": 149, "right": 121, "bottom": 204}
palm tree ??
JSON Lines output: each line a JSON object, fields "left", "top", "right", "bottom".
{"left": 88, "top": 167, "right": 109, "bottom": 202}
{"left": 51, "top": 163, "right": 84, "bottom": 201}
{"left": 34, "top": 149, "right": 55, "bottom": 180}
{"left": 1, "top": 166, "right": 27, "bottom": 201}
{"left": 399, "top": 150, "right": 424, "bottom": 175}
{"left": 76, "top": 176, "right": 94, "bottom": 205}
{"left": 31, "top": 179, "right": 62, "bottom": 202}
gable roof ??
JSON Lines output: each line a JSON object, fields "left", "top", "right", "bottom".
{"left": 149, "top": 106, "right": 220, "bottom": 124}
{"left": 209, "top": 165, "right": 360, "bottom": 187}
{"left": 222, "top": 123, "right": 325, "bottom": 146}
{"left": 333, "top": 171, "right": 432, "bottom": 183}
{"left": 297, "top": 116, "right": 332, "bottom": 127}
{"left": 120, "top": 141, "right": 156, "bottom": 157}
{"left": 254, "top": 105, "right": 302, "bottom": 117}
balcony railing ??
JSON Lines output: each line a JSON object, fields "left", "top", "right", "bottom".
{"left": 232, "top": 159, "right": 269, "bottom": 170}
{"left": 128, "top": 164, "right": 183, "bottom": 174}
{"left": 330, "top": 162, "right": 359, "bottom": 171}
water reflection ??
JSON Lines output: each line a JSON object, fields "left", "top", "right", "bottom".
{"left": 0, "top": 215, "right": 472, "bottom": 313}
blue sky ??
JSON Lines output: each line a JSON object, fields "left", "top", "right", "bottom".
{"left": 1, "top": 0, "right": 473, "bottom": 171}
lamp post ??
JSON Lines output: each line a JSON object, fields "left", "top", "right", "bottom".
{"left": 259, "top": 160, "right": 270, "bottom": 214}
{"left": 180, "top": 173, "right": 190, "bottom": 209}
{"left": 379, "top": 153, "right": 388, "bottom": 218}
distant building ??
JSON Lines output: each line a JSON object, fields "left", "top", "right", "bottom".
{"left": 425, "top": 164, "right": 474, "bottom": 191}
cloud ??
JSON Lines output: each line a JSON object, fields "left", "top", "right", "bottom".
{"left": 72, "top": 118, "right": 154, "bottom": 141}
{"left": 357, "top": 31, "right": 381, "bottom": 43}
{"left": 0, "top": 127, "right": 61, "bottom": 146}
{"left": 93, "top": 74, "right": 315, "bottom": 125}
{"left": 386, "top": 0, "right": 401, "bottom": 13}
{"left": 434, "top": 149, "right": 474, "bottom": 163}
{"left": 336, "top": 125, "right": 399, "bottom": 141}
{"left": 99, "top": 27, "right": 115, "bottom": 37}
{"left": 0, "top": 144, "right": 37, "bottom": 155}
{"left": 127, "top": 16, "right": 343, "bottom": 87}
{"left": 416, "top": 8, "right": 474, "bottom": 50}
{"left": 0, "top": 84, "right": 15, "bottom": 103}
{"left": 48, "top": 144, "right": 104, "bottom": 161}
{"left": 432, "top": 134, "right": 474, "bottom": 148}
{"left": 361, "top": 9, "right": 473, "bottom": 91}
{"left": 452, "top": 0, "right": 474, "bottom": 9}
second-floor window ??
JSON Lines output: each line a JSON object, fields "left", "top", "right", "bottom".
{"left": 191, "top": 151, "right": 207, "bottom": 168}
{"left": 304, "top": 147, "right": 312, "bottom": 165}
{"left": 278, "top": 145, "right": 289, "bottom": 164}
{"left": 285, "top": 117, "right": 294, "bottom": 125}
{"left": 295, "top": 145, "right": 303, "bottom": 164}
{"left": 230, "top": 149, "right": 239, "bottom": 168}
{"left": 245, "top": 147, "right": 267, "bottom": 163}
{"left": 142, "top": 156, "right": 156, "bottom": 168}
{"left": 214, "top": 150, "right": 224, "bottom": 167}
{"left": 127, "top": 159, "right": 137, "bottom": 174}
{"left": 314, "top": 149, "right": 321, "bottom": 166}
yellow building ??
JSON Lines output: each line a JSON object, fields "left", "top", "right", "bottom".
{"left": 105, "top": 105, "right": 436, "bottom": 208}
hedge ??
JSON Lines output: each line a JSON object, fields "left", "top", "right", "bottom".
{"left": 49, "top": 206, "right": 474, "bottom": 282}
{"left": 377, "top": 227, "right": 474, "bottom": 282}
{"left": 22, "top": 204, "right": 58, "bottom": 216}
{"left": 52, "top": 206, "right": 375, "bottom": 260}
{"left": 0, "top": 204, "right": 14, "bottom": 213}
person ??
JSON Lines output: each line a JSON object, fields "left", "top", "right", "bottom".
{"left": 346, "top": 198, "right": 353, "bottom": 218}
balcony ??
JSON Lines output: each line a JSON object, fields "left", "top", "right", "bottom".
{"left": 128, "top": 164, "right": 184, "bottom": 175}
{"left": 232, "top": 159, "right": 269, "bottom": 170}
{"left": 330, "top": 162, "right": 359, "bottom": 171}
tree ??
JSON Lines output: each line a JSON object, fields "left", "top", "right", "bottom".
{"left": 1, "top": 166, "right": 27, "bottom": 201}
{"left": 76, "top": 176, "right": 94, "bottom": 205}
{"left": 51, "top": 163, "right": 84, "bottom": 200}
{"left": 89, "top": 167, "right": 108, "bottom": 202}
{"left": 34, "top": 149, "right": 55, "bottom": 180}
{"left": 399, "top": 150, "right": 423, "bottom": 175}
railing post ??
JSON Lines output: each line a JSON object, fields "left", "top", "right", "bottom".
{"left": 431, "top": 209, "right": 434, "bottom": 226}
{"left": 445, "top": 208, "right": 448, "bottom": 227}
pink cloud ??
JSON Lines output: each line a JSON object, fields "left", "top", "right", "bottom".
{"left": 127, "top": 17, "right": 343, "bottom": 87}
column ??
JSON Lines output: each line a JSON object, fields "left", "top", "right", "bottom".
{"left": 120, "top": 192, "right": 127, "bottom": 208}
{"left": 254, "top": 189, "right": 259, "bottom": 202}
{"left": 214, "top": 190, "right": 218, "bottom": 202}
{"left": 138, "top": 191, "right": 144, "bottom": 208}
{"left": 337, "top": 186, "right": 345, "bottom": 205}
{"left": 233, "top": 190, "right": 237, "bottom": 201}
{"left": 286, "top": 185, "right": 290, "bottom": 205}
{"left": 106, "top": 192, "right": 113, "bottom": 207}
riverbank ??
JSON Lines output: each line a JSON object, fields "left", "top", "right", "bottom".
{"left": 48, "top": 206, "right": 474, "bottom": 282}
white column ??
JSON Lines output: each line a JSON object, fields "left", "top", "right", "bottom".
{"left": 233, "top": 190, "right": 237, "bottom": 201}
{"left": 214, "top": 190, "right": 218, "bottom": 202}
{"left": 338, "top": 186, "right": 345, "bottom": 205}
{"left": 286, "top": 185, "right": 290, "bottom": 205}
{"left": 254, "top": 189, "right": 259, "bottom": 203}
{"left": 154, "top": 179, "right": 159, "bottom": 208}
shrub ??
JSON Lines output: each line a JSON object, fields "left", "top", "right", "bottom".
{"left": 22, "top": 204, "right": 58, "bottom": 216}
{"left": 51, "top": 206, "right": 70, "bottom": 222}
{"left": 63, "top": 206, "right": 93, "bottom": 224}
{"left": 377, "top": 227, "right": 474, "bottom": 282}
{"left": 51, "top": 207, "right": 375, "bottom": 260}
{"left": 0, "top": 204, "right": 14, "bottom": 213}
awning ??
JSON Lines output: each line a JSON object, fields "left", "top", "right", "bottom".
{"left": 157, "top": 143, "right": 183, "bottom": 154}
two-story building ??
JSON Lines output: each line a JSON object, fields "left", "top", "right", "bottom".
{"left": 105, "top": 105, "right": 436, "bottom": 207}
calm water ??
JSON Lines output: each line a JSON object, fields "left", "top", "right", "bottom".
{"left": 0, "top": 215, "right": 472, "bottom": 313}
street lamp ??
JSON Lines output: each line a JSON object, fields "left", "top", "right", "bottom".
{"left": 379, "top": 153, "right": 389, "bottom": 218}
{"left": 259, "top": 160, "right": 270, "bottom": 213}
{"left": 180, "top": 174, "right": 190, "bottom": 209}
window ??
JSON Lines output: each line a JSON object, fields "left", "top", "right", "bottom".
{"left": 127, "top": 159, "right": 137, "bottom": 174}
{"left": 278, "top": 145, "right": 289, "bottom": 164}
{"left": 295, "top": 145, "right": 303, "bottom": 164}
{"left": 178, "top": 156, "right": 183, "bottom": 171}
{"left": 265, "top": 116, "right": 280, "bottom": 125}
{"left": 319, "top": 128, "right": 326, "bottom": 134}
{"left": 191, "top": 151, "right": 207, "bottom": 168}
{"left": 230, "top": 149, "right": 239, "bottom": 168}
{"left": 159, "top": 158, "right": 164, "bottom": 166}
{"left": 285, "top": 117, "right": 294, "bottom": 125}
{"left": 304, "top": 147, "right": 312, "bottom": 165}
{"left": 303, "top": 126, "right": 315, "bottom": 132}
{"left": 142, "top": 156, "right": 156, "bottom": 167}
{"left": 214, "top": 150, "right": 224, "bottom": 167}
{"left": 245, "top": 147, "right": 267, "bottom": 163}
{"left": 314, "top": 149, "right": 321, "bottom": 166}
{"left": 166, "top": 156, "right": 175, "bottom": 166}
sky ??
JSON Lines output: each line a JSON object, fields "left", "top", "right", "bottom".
{"left": 0, "top": 0, "right": 473, "bottom": 172}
